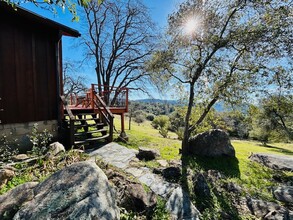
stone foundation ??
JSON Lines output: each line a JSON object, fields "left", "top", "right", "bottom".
{"left": 0, "top": 120, "right": 58, "bottom": 152}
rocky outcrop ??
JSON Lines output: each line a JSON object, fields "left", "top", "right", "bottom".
{"left": 136, "top": 147, "right": 160, "bottom": 161}
{"left": 273, "top": 186, "right": 293, "bottom": 204}
{"left": 153, "top": 166, "right": 181, "bottom": 183}
{"left": 0, "top": 182, "right": 38, "bottom": 219}
{"left": 12, "top": 161, "right": 119, "bottom": 220}
{"left": 246, "top": 198, "right": 290, "bottom": 220}
{"left": 193, "top": 173, "right": 211, "bottom": 198}
{"left": 188, "top": 129, "right": 235, "bottom": 157}
{"left": 106, "top": 169, "right": 156, "bottom": 214}
{"left": 249, "top": 153, "right": 293, "bottom": 172}
{"left": 166, "top": 187, "right": 201, "bottom": 220}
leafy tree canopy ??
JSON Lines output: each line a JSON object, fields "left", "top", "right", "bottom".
{"left": 1, "top": 0, "right": 103, "bottom": 21}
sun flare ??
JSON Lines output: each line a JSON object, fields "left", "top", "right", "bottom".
{"left": 184, "top": 17, "right": 199, "bottom": 35}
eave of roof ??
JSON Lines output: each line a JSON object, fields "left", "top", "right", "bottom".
{"left": 1, "top": 2, "right": 81, "bottom": 37}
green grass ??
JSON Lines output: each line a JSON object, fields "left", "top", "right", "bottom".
{"left": 114, "top": 118, "right": 293, "bottom": 216}
{"left": 114, "top": 118, "right": 181, "bottom": 161}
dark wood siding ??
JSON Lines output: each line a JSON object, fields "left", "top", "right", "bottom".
{"left": 0, "top": 10, "right": 60, "bottom": 124}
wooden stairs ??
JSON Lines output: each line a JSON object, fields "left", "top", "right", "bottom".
{"left": 60, "top": 95, "right": 114, "bottom": 147}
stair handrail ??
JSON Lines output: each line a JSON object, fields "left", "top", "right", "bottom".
{"left": 60, "top": 96, "right": 75, "bottom": 121}
{"left": 60, "top": 95, "right": 76, "bottom": 146}
{"left": 92, "top": 93, "right": 114, "bottom": 142}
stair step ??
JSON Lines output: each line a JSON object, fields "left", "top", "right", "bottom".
{"left": 74, "top": 118, "right": 100, "bottom": 122}
{"left": 74, "top": 123, "right": 106, "bottom": 128}
{"left": 74, "top": 129, "right": 107, "bottom": 136}
{"left": 74, "top": 135, "right": 110, "bottom": 145}
{"left": 76, "top": 113, "right": 98, "bottom": 116}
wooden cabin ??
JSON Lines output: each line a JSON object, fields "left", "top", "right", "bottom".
{"left": 0, "top": 3, "right": 129, "bottom": 148}
{"left": 0, "top": 3, "right": 80, "bottom": 149}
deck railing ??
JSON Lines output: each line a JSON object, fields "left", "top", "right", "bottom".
{"left": 69, "top": 84, "right": 128, "bottom": 111}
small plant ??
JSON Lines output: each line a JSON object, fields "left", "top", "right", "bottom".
{"left": 152, "top": 197, "right": 170, "bottom": 220}
{"left": 159, "top": 127, "right": 169, "bottom": 138}
{"left": 0, "top": 134, "right": 19, "bottom": 162}
{"left": 175, "top": 127, "right": 184, "bottom": 140}
{"left": 28, "top": 123, "right": 53, "bottom": 156}
{"left": 152, "top": 115, "right": 170, "bottom": 138}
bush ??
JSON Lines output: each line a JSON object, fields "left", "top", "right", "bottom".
{"left": 134, "top": 114, "right": 145, "bottom": 124}
{"left": 152, "top": 115, "right": 169, "bottom": 129}
{"left": 146, "top": 114, "right": 155, "bottom": 121}
{"left": 28, "top": 123, "right": 53, "bottom": 156}
{"left": 152, "top": 115, "right": 170, "bottom": 138}
{"left": 176, "top": 127, "right": 185, "bottom": 140}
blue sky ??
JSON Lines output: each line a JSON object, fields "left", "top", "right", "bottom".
{"left": 19, "top": 0, "right": 183, "bottom": 100}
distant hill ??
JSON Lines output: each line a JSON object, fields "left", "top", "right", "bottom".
{"left": 131, "top": 99, "right": 226, "bottom": 112}
{"left": 131, "top": 99, "right": 180, "bottom": 105}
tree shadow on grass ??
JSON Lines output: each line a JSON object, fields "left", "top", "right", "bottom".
{"left": 184, "top": 155, "right": 240, "bottom": 179}
{"left": 180, "top": 154, "right": 241, "bottom": 219}
{"left": 258, "top": 144, "right": 293, "bottom": 156}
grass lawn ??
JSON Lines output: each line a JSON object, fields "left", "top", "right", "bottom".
{"left": 113, "top": 117, "right": 293, "bottom": 203}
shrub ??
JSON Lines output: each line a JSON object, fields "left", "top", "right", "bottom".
{"left": 146, "top": 114, "right": 155, "bottom": 121}
{"left": 152, "top": 115, "right": 170, "bottom": 138}
{"left": 28, "top": 123, "right": 53, "bottom": 156}
{"left": 176, "top": 127, "right": 184, "bottom": 140}
{"left": 0, "top": 134, "right": 19, "bottom": 162}
{"left": 134, "top": 114, "right": 145, "bottom": 124}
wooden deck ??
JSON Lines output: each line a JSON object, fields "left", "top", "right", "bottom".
{"left": 61, "top": 84, "right": 129, "bottom": 146}
{"left": 68, "top": 105, "right": 128, "bottom": 115}
{"left": 65, "top": 84, "right": 129, "bottom": 115}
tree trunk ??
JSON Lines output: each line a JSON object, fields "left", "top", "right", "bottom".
{"left": 181, "top": 82, "right": 195, "bottom": 155}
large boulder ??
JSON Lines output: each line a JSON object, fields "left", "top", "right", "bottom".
{"left": 249, "top": 153, "right": 293, "bottom": 172}
{"left": 13, "top": 161, "right": 120, "bottom": 220}
{"left": 188, "top": 129, "right": 235, "bottom": 157}
{"left": 0, "top": 182, "right": 38, "bottom": 219}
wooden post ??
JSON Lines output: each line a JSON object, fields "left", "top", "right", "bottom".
{"left": 121, "top": 113, "right": 125, "bottom": 132}
{"left": 109, "top": 116, "right": 113, "bottom": 142}
{"left": 69, "top": 120, "right": 75, "bottom": 147}
{"left": 125, "top": 88, "right": 129, "bottom": 112}
{"left": 91, "top": 84, "right": 95, "bottom": 109}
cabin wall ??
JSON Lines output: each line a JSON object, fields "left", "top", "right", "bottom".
{"left": 0, "top": 10, "right": 60, "bottom": 125}
{"left": 0, "top": 120, "right": 58, "bottom": 152}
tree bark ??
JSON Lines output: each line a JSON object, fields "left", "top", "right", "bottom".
{"left": 181, "top": 82, "right": 195, "bottom": 155}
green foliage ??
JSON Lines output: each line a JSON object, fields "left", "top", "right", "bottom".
{"left": 146, "top": 113, "right": 155, "bottom": 121}
{"left": 152, "top": 197, "right": 170, "bottom": 220}
{"left": 169, "top": 106, "right": 228, "bottom": 137}
{"left": 175, "top": 127, "right": 184, "bottom": 140}
{"left": 28, "top": 123, "right": 53, "bottom": 156}
{"left": 219, "top": 110, "right": 250, "bottom": 139}
{"left": 134, "top": 114, "right": 145, "bottom": 125}
{"left": 129, "top": 101, "right": 176, "bottom": 116}
{"left": 0, "top": 134, "right": 19, "bottom": 162}
{"left": 3, "top": 0, "right": 94, "bottom": 21}
{"left": 249, "top": 95, "right": 293, "bottom": 143}
{"left": 159, "top": 127, "right": 169, "bottom": 138}
{"left": 152, "top": 115, "right": 170, "bottom": 138}
{"left": 0, "top": 149, "right": 88, "bottom": 195}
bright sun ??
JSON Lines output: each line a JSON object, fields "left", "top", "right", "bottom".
{"left": 184, "top": 17, "right": 199, "bottom": 35}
